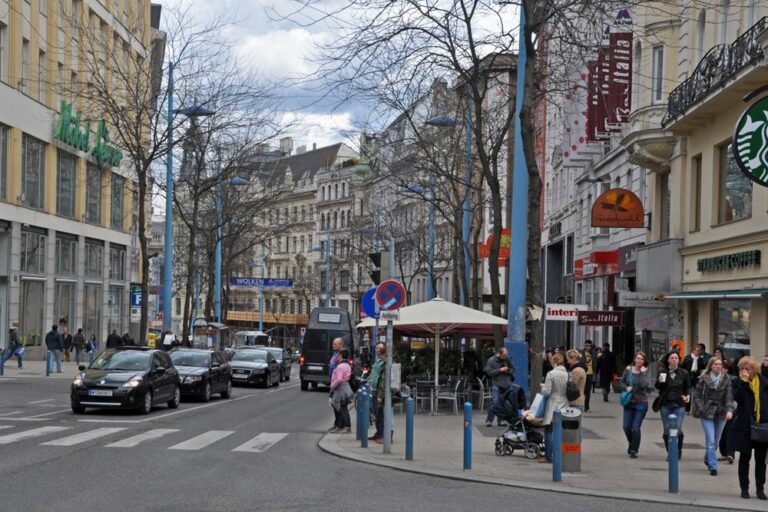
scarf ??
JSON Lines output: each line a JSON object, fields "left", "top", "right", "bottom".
{"left": 748, "top": 375, "right": 760, "bottom": 422}
{"left": 711, "top": 373, "right": 720, "bottom": 389}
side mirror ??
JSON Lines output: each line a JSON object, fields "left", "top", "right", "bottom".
{"left": 155, "top": 367, "right": 166, "bottom": 375}
{"left": 78, "top": 365, "right": 86, "bottom": 371}
{"left": 212, "top": 362, "right": 221, "bottom": 368}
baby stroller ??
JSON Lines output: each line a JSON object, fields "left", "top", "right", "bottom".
{"left": 491, "top": 385, "right": 544, "bottom": 459}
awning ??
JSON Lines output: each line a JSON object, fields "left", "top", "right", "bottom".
{"left": 665, "top": 289, "right": 768, "bottom": 300}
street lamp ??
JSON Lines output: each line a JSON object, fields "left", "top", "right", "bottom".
{"left": 310, "top": 231, "right": 333, "bottom": 307}
{"left": 248, "top": 251, "right": 266, "bottom": 332}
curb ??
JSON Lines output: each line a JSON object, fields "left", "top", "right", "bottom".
{"left": 318, "top": 433, "right": 765, "bottom": 511}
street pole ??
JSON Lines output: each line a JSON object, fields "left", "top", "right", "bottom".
{"left": 383, "top": 238, "right": 395, "bottom": 454}
{"left": 505, "top": 7, "right": 530, "bottom": 399}
{"left": 259, "top": 245, "right": 264, "bottom": 332}
{"left": 162, "top": 62, "right": 174, "bottom": 332}
{"left": 325, "top": 230, "right": 332, "bottom": 307}
{"left": 214, "top": 146, "right": 223, "bottom": 322}
{"left": 427, "top": 172, "right": 436, "bottom": 300}
{"left": 372, "top": 213, "right": 381, "bottom": 351}
{"left": 462, "top": 82, "right": 472, "bottom": 306}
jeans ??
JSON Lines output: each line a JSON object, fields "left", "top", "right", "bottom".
{"left": 622, "top": 401, "right": 648, "bottom": 454}
{"left": 700, "top": 418, "right": 727, "bottom": 470}
{"left": 544, "top": 424, "right": 554, "bottom": 462}
{"left": 485, "top": 384, "right": 503, "bottom": 424}
{"left": 660, "top": 405, "right": 686, "bottom": 435}
{"left": 49, "top": 350, "right": 62, "bottom": 372}
{"left": 584, "top": 375, "right": 593, "bottom": 411}
{"left": 373, "top": 394, "right": 385, "bottom": 439}
{"left": 1, "top": 348, "right": 22, "bottom": 368}
{"left": 75, "top": 347, "right": 84, "bottom": 364}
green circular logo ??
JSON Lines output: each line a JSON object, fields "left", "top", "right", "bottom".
{"left": 733, "top": 95, "right": 768, "bottom": 188}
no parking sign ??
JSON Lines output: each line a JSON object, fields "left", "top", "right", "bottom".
{"left": 375, "top": 280, "right": 406, "bottom": 311}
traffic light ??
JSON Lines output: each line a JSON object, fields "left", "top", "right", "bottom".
{"left": 368, "top": 250, "right": 391, "bottom": 285}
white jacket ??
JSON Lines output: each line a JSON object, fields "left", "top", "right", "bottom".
{"left": 541, "top": 365, "right": 570, "bottom": 426}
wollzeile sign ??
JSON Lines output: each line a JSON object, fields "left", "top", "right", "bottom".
{"left": 734, "top": 95, "right": 768, "bottom": 187}
{"left": 54, "top": 101, "right": 123, "bottom": 167}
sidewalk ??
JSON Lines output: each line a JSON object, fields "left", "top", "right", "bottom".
{"left": 321, "top": 393, "right": 762, "bottom": 511}
{"left": 0, "top": 359, "right": 84, "bottom": 379}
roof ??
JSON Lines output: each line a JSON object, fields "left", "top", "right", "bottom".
{"left": 244, "top": 143, "right": 355, "bottom": 187}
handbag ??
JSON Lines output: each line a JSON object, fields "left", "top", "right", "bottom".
{"left": 14, "top": 346, "right": 25, "bottom": 357}
{"left": 566, "top": 373, "right": 581, "bottom": 402}
{"left": 619, "top": 370, "right": 633, "bottom": 408}
{"left": 750, "top": 422, "right": 768, "bottom": 444}
{"left": 652, "top": 395, "right": 662, "bottom": 412}
{"left": 530, "top": 392, "right": 547, "bottom": 419}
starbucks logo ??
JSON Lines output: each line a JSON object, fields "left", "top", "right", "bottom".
{"left": 733, "top": 95, "right": 768, "bottom": 187}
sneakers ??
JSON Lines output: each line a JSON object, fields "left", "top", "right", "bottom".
{"left": 373, "top": 437, "right": 384, "bottom": 444}
{"left": 368, "top": 435, "right": 382, "bottom": 441}
{"left": 328, "top": 427, "right": 343, "bottom": 433}
{"left": 709, "top": 469, "right": 717, "bottom": 476}
{"left": 629, "top": 453, "right": 637, "bottom": 459}
{"left": 342, "top": 428, "right": 351, "bottom": 434}
{"left": 757, "top": 490, "right": 767, "bottom": 501}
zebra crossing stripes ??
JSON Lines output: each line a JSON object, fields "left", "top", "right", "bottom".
{"left": 232, "top": 433, "right": 288, "bottom": 453}
{"left": 105, "top": 428, "right": 180, "bottom": 448}
{"left": 168, "top": 430, "right": 234, "bottom": 451}
{"left": 41, "top": 428, "right": 127, "bottom": 446}
{"left": 0, "top": 426, "right": 71, "bottom": 444}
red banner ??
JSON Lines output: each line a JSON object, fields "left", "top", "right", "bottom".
{"left": 478, "top": 228, "right": 511, "bottom": 267}
{"left": 587, "top": 31, "right": 632, "bottom": 143}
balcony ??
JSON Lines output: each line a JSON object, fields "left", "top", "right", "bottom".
{"left": 663, "top": 17, "right": 768, "bottom": 127}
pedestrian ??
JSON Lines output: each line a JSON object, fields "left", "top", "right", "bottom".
{"left": 655, "top": 351, "right": 691, "bottom": 461}
{"left": 730, "top": 356, "right": 768, "bottom": 500}
{"left": 693, "top": 356, "right": 734, "bottom": 476}
{"left": 538, "top": 352, "right": 569, "bottom": 464}
{"left": 620, "top": 351, "right": 652, "bottom": 458}
{"left": 360, "top": 345, "right": 372, "bottom": 369}
{"left": 62, "top": 328, "right": 73, "bottom": 362}
{"left": 484, "top": 346, "right": 515, "bottom": 427}
{"left": 682, "top": 343, "right": 708, "bottom": 411}
{"left": 594, "top": 346, "right": 603, "bottom": 390}
{"left": 597, "top": 343, "right": 616, "bottom": 402}
{"left": 328, "top": 337, "right": 344, "bottom": 378}
{"left": 106, "top": 329, "right": 122, "bottom": 349}
{"left": 566, "top": 349, "right": 586, "bottom": 411}
{"left": 88, "top": 334, "right": 98, "bottom": 353}
{"left": 44, "top": 324, "right": 64, "bottom": 373}
{"left": 369, "top": 342, "right": 387, "bottom": 444}
{"left": 72, "top": 328, "right": 87, "bottom": 364}
{"left": 761, "top": 355, "right": 768, "bottom": 379}
{"left": 329, "top": 349, "right": 353, "bottom": 434}
{"left": 582, "top": 340, "right": 594, "bottom": 412}
{"left": 542, "top": 349, "right": 554, "bottom": 379}
{"left": 122, "top": 332, "right": 134, "bottom": 346}
{"left": 2, "top": 323, "right": 23, "bottom": 369}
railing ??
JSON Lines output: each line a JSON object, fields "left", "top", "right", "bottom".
{"left": 663, "top": 16, "right": 767, "bottom": 125}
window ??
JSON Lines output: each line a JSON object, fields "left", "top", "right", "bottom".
{"left": 21, "top": 38, "right": 29, "bottom": 93}
{"left": 57, "top": 150, "right": 76, "bottom": 217}
{"left": 659, "top": 173, "right": 671, "bottom": 239}
{"left": 111, "top": 174, "right": 125, "bottom": 229}
{"left": 175, "top": 297, "right": 181, "bottom": 315}
{"left": 54, "top": 282, "right": 75, "bottom": 336}
{"left": 109, "top": 244, "right": 126, "bottom": 281}
{"left": 84, "top": 284, "right": 102, "bottom": 341}
{"left": 292, "top": 236, "right": 297, "bottom": 253}
{"left": 86, "top": 164, "right": 102, "bottom": 224}
{"left": 22, "top": 134, "right": 45, "bottom": 209}
{"left": 55, "top": 236, "right": 77, "bottom": 277}
{"left": 717, "top": 300, "right": 751, "bottom": 358}
{"left": 0, "top": 123, "right": 6, "bottom": 200}
{"left": 308, "top": 235, "right": 313, "bottom": 251}
{"left": 70, "top": 71, "right": 77, "bottom": 104}
{"left": 719, "top": 0, "right": 730, "bottom": 44}
{"left": 718, "top": 142, "right": 752, "bottom": 223}
{"left": 342, "top": 182, "right": 346, "bottom": 197}
{"left": 696, "top": 10, "right": 706, "bottom": 62}
{"left": 21, "top": 231, "right": 46, "bottom": 274}
{"left": 85, "top": 241, "right": 103, "bottom": 278}
{"left": 38, "top": 50, "right": 46, "bottom": 103}
{"left": 651, "top": 45, "right": 664, "bottom": 103}
{"left": 340, "top": 271, "right": 350, "bottom": 292}
{"left": 301, "top": 206, "right": 306, "bottom": 221}
{"left": 107, "top": 285, "right": 124, "bottom": 334}
{"left": 690, "top": 155, "right": 702, "bottom": 232}
{"left": 20, "top": 280, "right": 45, "bottom": 346}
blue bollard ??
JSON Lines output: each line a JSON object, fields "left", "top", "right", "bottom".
{"left": 463, "top": 402, "right": 472, "bottom": 470}
{"left": 45, "top": 351, "right": 51, "bottom": 377}
{"left": 552, "top": 409, "right": 563, "bottom": 482}
{"left": 361, "top": 391, "right": 370, "bottom": 448}
{"left": 406, "top": 396, "right": 414, "bottom": 460}
{"left": 0, "top": 351, "right": 4, "bottom": 376}
{"left": 668, "top": 414, "right": 679, "bottom": 493}
{"left": 356, "top": 392, "right": 363, "bottom": 441}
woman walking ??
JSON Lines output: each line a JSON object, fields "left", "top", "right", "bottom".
{"left": 620, "top": 352, "right": 653, "bottom": 458}
{"left": 655, "top": 351, "right": 691, "bottom": 461}
{"left": 539, "top": 353, "right": 569, "bottom": 463}
{"left": 730, "top": 357, "right": 768, "bottom": 500}
{"left": 693, "top": 357, "right": 733, "bottom": 475}
{"left": 566, "top": 349, "right": 586, "bottom": 411}
{"left": 329, "top": 349, "right": 353, "bottom": 434}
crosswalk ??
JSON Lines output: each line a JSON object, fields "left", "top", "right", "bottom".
{"left": 0, "top": 424, "right": 290, "bottom": 453}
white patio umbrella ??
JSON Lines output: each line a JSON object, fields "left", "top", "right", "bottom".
{"left": 356, "top": 297, "right": 508, "bottom": 386}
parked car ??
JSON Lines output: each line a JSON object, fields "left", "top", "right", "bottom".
{"left": 229, "top": 349, "right": 280, "bottom": 387}
{"left": 170, "top": 348, "right": 232, "bottom": 402}
{"left": 291, "top": 350, "right": 301, "bottom": 364}
{"left": 263, "top": 347, "right": 292, "bottom": 382}
{"left": 70, "top": 347, "right": 180, "bottom": 414}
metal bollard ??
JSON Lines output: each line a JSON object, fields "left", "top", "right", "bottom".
{"left": 668, "top": 414, "right": 679, "bottom": 493}
{"left": 360, "top": 391, "right": 370, "bottom": 448}
{"left": 45, "top": 351, "right": 52, "bottom": 377}
{"left": 552, "top": 409, "right": 563, "bottom": 482}
{"left": 405, "top": 396, "right": 414, "bottom": 460}
{"left": 0, "top": 351, "right": 4, "bottom": 376}
{"left": 463, "top": 402, "right": 472, "bottom": 470}
{"left": 356, "top": 392, "right": 363, "bottom": 441}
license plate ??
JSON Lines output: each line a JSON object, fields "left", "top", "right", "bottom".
{"left": 232, "top": 373, "right": 247, "bottom": 379}
{"left": 308, "top": 365, "right": 323, "bottom": 372}
{"left": 88, "top": 389, "right": 113, "bottom": 397}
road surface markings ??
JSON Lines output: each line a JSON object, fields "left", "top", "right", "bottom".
{"left": 105, "top": 428, "right": 180, "bottom": 448}
{"left": 0, "top": 426, "right": 13, "bottom": 431}
{"left": 41, "top": 427, "right": 127, "bottom": 446}
{"left": 29, "top": 399, "right": 55, "bottom": 404}
{"left": 0, "top": 411, "right": 22, "bottom": 417}
{"left": 168, "top": 430, "right": 234, "bottom": 451}
{"left": 0, "top": 426, "right": 71, "bottom": 444}
{"left": 232, "top": 433, "right": 288, "bottom": 453}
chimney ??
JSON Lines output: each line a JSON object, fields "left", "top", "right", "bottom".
{"left": 313, "top": 142, "right": 317, "bottom": 151}
{"left": 279, "top": 137, "right": 294, "bottom": 156}
{"left": 295, "top": 145, "right": 307, "bottom": 155}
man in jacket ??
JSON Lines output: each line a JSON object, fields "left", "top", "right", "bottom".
{"left": 598, "top": 343, "right": 616, "bottom": 402}
{"left": 106, "top": 329, "right": 122, "bottom": 350}
{"left": 682, "top": 343, "right": 709, "bottom": 410}
{"left": 368, "top": 342, "right": 387, "bottom": 444}
{"left": 45, "top": 324, "right": 64, "bottom": 373}
{"left": 485, "top": 347, "right": 515, "bottom": 427}
{"left": 2, "top": 323, "right": 22, "bottom": 369}
{"left": 72, "top": 328, "right": 87, "bottom": 364}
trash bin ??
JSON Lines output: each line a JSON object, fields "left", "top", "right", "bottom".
{"left": 560, "top": 406, "right": 582, "bottom": 472}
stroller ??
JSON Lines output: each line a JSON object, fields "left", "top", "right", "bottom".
{"left": 491, "top": 385, "right": 544, "bottom": 459}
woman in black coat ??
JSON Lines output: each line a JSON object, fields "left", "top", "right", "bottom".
{"left": 597, "top": 343, "right": 616, "bottom": 402}
{"left": 730, "top": 356, "right": 768, "bottom": 500}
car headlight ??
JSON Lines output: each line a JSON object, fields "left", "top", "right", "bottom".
{"left": 121, "top": 377, "right": 143, "bottom": 388}
{"left": 72, "top": 376, "right": 84, "bottom": 387}
{"left": 185, "top": 375, "right": 203, "bottom": 382}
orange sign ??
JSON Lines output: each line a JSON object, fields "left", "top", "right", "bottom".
{"left": 478, "top": 228, "right": 511, "bottom": 267}
{"left": 561, "top": 443, "right": 582, "bottom": 453}
{"left": 591, "top": 188, "right": 645, "bottom": 228}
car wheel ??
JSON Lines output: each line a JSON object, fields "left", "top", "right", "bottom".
{"left": 167, "top": 386, "right": 181, "bottom": 409}
{"left": 221, "top": 379, "right": 232, "bottom": 399}
{"left": 201, "top": 382, "right": 211, "bottom": 402}
{"left": 273, "top": 372, "right": 280, "bottom": 387}
{"left": 139, "top": 390, "right": 153, "bottom": 415}
{"left": 71, "top": 403, "right": 85, "bottom": 414}
{"left": 285, "top": 369, "right": 290, "bottom": 381}
{"left": 300, "top": 380, "right": 308, "bottom": 391}
{"left": 262, "top": 372, "right": 271, "bottom": 388}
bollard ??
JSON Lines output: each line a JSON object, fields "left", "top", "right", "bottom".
{"left": 356, "top": 392, "right": 363, "bottom": 441}
{"left": 405, "top": 396, "right": 414, "bottom": 461}
{"left": 0, "top": 351, "right": 4, "bottom": 376}
{"left": 463, "top": 402, "right": 472, "bottom": 470}
{"left": 45, "top": 351, "right": 52, "bottom": 377}
{"left": 668, "top": 414, "right": 679, "bottom": 493}
{"left": 360, "top": 391, "right": 370, "bottom": 448}
{"left": 89, "top": 349, "right": 95, "bottom": 366}
{"left": 552, "top": 409, "right": 563, "bottom": 482}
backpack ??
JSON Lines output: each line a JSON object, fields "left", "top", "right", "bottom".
{"left": 349, "top": 374, "right": 360, "bottom": 393}
{"left": 566, "top": 372, "right": 581, "bottom": 402}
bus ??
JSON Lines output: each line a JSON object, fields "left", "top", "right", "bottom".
{"left": 300, "top": 307, "right": 358, "bottom": 391}
{"left": 234, "top": 330, "right": 270, "bottom": 347}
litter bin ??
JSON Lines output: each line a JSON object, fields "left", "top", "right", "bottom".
{"left": 560, "top": 406, "right": 582, "bottom": 472}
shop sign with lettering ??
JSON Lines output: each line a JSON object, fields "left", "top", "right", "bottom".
{"left": 696, "top": 250, "right": 761, "bottom": 272}
{"left": 577, "top": 310, "right": 625, "bottom": 326}
{"left": 545, "top": 303, "right": 589, "bottom": 322}
{"left": 617, "top": 291, "right": 669, "bottom": 308}
{"left": 54, "top": 101, "right": 123, "bottom": 167}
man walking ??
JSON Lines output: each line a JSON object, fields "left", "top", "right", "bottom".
{"left": 369, "top": 342, "right": 387, "bottom": 444}
{"left": 62, "top": 328, "right": 73, "bottom": 363}
{"left": 598, "top": 343, "right": 616, "bottom": 402}
{"left": 45, "top": 324, "right": 64, "bottom": 373}
{"left": 484, "top": 347, "right": 515, "bottom": 427}
{"left": 582, "top": 340, "right": 594, "bottom": 412}
{"left": 72, "top": 328, "right": 87, "bottom": 364}
{"left": 106, "top": 329, "right": 122, "bottom": 350}
{"left": 2, "top": 322, "right": 22, "bottom": 369}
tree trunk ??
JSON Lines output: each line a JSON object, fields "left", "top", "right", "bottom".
{"left": 181, "top": 196, "right": 200, "bottom": 342}
{"left": 137, "top": 167, "right": 149, "bottom": 345}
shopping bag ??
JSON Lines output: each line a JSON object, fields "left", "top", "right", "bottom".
{"left": 529, "top": 392, "right": 547, "bottom": 419}
{"left": 14, "top": 347, "right": 25, "bottom": 357}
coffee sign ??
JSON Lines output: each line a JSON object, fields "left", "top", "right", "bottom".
{"left": 696, "top": 250, "right": 761, "bottom": 272}
{"left": 54, "top": 101, "right": 123, "bottom": 167}
{"left": 733, "top": 95, "right": 768, "bottom": 187}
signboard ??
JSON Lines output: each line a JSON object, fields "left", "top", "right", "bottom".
{"left": 54, "top": 101, "right": 123, "bottom": 167}
{"left": 586, "top": 30, "right": 632, "bottom": 143}
{"left": 130, "top": 283, "right": 142, "bottom": 308}
{"left": 618, "top": 243, "right": 642, "bottom": 274}
{"left": 545, "top": 303, "right": 589, "bottom": 321}
{"left": 380, "top": 310, "right": 400, "bottom": 321}
{"left": 733, "top": 94, "right": 768, "bottom": 187}
{"left": 696, "top": 250, "right": 761, "bottom": 272}
{"left": 574, "top": 250, "right": 619, "bottom": 280}
{"left": 577, "top": 310, "right": 625, "bottom": 326}
{"left": 478, "top": 228, "right": 511, "bottom": 266}
{"left": 230, "top": 277, "right": 293, "bottom": 288}
{"left": 375, "top": 280, "right": 407, "bottom": 311}
{"left": 361, "top": 287, "right": 379, "bottom": 320}
{"left": 617, "top": 291, "right": 669, "bottom": 308}
{"left": 591, "top": 188, "right": 645, "bottom": 228}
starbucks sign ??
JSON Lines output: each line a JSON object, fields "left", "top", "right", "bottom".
{"left": 733, "top": 95, "right": 768, "bottom": 187}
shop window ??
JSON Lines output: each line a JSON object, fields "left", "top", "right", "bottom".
{"left": 109, "top": 244, "right": 126, "bottom": 281}
{"left": 20, "top": 280, "right": 44, "bottom": 346}
{"left": 22, "top": 134, "right": 45, "bottom": 209}
{"left": 54, "top": 282, "right": 76, "bottom": 335}
{"left": 84, "top": 284, "right": 102, "bottom": 341}
{"left": 55, "top": 236, "right": 77, "bottom": 277}
{"left": 718, "top": 142, "right": 752, "bottom": 224}
{"left": 111, "top": 175, "right": 124, "bottom": 230}
{"left": 85, "top": 241, "right": 103, "bottom": 279}
{"left": 107, "top": 285, "right": 124, "bottom": 335}
{"left": 57, "top": 150, "right": 76, "bottom": 218}
{"left": 21, "top": 231, "right": 46, "bottom": 274}
{"left": 86, "top": 164, "right": 102, "bottom": 224}
{"left": 716, "top": 299, "right": 750, "bottom": 359}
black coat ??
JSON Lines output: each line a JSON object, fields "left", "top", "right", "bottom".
{"left": 730, "top": 374, "right": 768, "bottom": 453}
{"left": 597, "top": 350, "right": 616, "bottom": 388}
{"left": 106, "top": 333, "right": 123, "bottom": 349}
{"left": 44, "top": 330, "right": 63, "bottom": 351}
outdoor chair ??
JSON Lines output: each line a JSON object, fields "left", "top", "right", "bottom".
{"left": 414, "top": 380, "right": 434, "bottom": 412}
{"left": 434, "top": 376, "right": 466, "bottom": 415}
{"left": 474, "top": 377, "right": 492, "bottom": 411}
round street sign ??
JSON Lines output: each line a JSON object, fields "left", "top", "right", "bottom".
{"left": 733, "top": 94, "right": 768, "bottom": 187}
{"left": 375, "top": 280, "right": 407, "bottom": 311}
{"left": 361, "top": 287, "right": 379, "bottom": 319}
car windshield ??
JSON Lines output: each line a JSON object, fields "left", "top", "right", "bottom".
{"left": 91, "top": 351, "right": 151, "bottom": 371}
{"left": 170, "top": 352, "right": 209, "bottom": 367}
{"left": 266, "top": 349, "right": 283, "bottom": 361}
{"left": 232, "top": 351, "right": 267, "bottom": 362}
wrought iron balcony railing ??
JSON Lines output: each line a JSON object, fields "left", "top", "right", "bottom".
{"left": 663, "top": 16, "right": 767, "bottom": 125}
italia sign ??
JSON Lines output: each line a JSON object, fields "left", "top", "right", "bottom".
{"left": 733, "top": 95, "right": 768, "bottom": 187}
{"left": 54, "top": 101, "right": 123, "bottom": 168}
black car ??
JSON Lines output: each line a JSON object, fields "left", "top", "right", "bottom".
{"left": 170, "top": 349, "right": 232, "bottom": 402}
{"left": 71, "top": 347, "right": 180, "bottom": 414}
{"left": 263, "top": 347, "right": 292, "bottom": 382}
{"left": 229, "top": 349, "right": 280, "bottom": 387}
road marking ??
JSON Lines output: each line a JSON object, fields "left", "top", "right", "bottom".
{"left": 231, "top": 433, "right": 287, "bottom": 453}
{"left": 29, "top": 399, "right": 55, "bottom": 404}
{"left": 0, "top": 426, "right": 13, "bottom": 431}
{"left": 168, "top": 430, "right": 234, "bottom": 451}
{"left": 105, "top": 428, "right": 179, "bottom": 448}
{"left": 0, "top": 426, "right": 71, "bottom": 444}
{"left": 0, "top": 411, "right": 22, "bottom": 417}
{"left": 41, "top": 427, "right": 126, "bottom": 446}
{"left": 27, "top": 409, "right": 73, "bottom": 418}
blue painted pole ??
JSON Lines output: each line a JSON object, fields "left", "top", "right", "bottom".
{"left": 668, "top": 414, "right": 679, "bottom": 493}
{"left": 505, "top": 5, "right": 529, "bottom": 400}
{"left": 462, "top": 82, "right": 472, "bottom": 306}
{"left": 406, "top": 396, "right": 414, "bottom": 460}
{"left": 361, "top": 391, "right": 370, "bottom": 448}
{"left": 427, "top": 172, "right": 436, "bottom": 300}
{"left": 45, "top": 351, "right": 51, "bottom": 377}
{"left": 0, "top": 350, "right": 4, "bottom": 376}
{"left": 356, "top": 391, "right": 364, "bottom": 441}
{"left": 162, "top": 62, "right": 175, "bottom": 332}
{"left": 553, "top": 409, "right": 563, "bottom": 482}
{"left": 463, "top": 402, "right": 472, "bottom": 470}
{"left": 214, "top": 147, "right": 223, "bottom": 322}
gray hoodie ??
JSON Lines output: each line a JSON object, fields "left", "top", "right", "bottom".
{"left": 485, "top": 355, "right": 515, "bottom": 389}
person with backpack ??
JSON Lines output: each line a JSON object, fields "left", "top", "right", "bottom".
{"left": 620, "top": 351, "right": 653, "bottom": 458}
{"left": 329, "top": 349, "right": 353, "bottom": 434}
{"left": 72, "top": 328, "right": 87, "bottom": 364}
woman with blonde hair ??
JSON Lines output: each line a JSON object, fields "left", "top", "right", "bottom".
{"left": 692, "top": 357, "right": 733, "bottom": 476}
{"left": 538, "top": 352, "right": 569, "bottom": 463}
{"left": 620, "top": 351, "right": 652, "bottom": 458}
{"left": 566, "top": 349, "right": 586, "bottom": 411}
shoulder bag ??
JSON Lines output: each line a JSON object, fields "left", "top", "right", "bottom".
{"left": 750, "top": 422, "right": 768, "bottom": 444}
{"left": 619, "top": 369, "right": 633, "bottom": 408}
{"left": 566, "top": 371, "right": 581, "bottom": 402}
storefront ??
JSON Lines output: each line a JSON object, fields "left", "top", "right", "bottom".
{"left": 574, "top": 250, "right": 619, "bottom": 348}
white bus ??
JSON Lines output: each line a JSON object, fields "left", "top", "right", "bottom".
{"left": 234, "top": 330, "right": 270, "bottom": 346}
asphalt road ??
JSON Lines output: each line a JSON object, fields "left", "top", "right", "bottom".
{"left": 0, "top": 368, "right": 703, "bottom": 512}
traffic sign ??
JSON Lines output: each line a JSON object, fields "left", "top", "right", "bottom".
{"left": 375, "top": 280, "right": 406, "bottom": 311}
{"left": 380, "top": 310, "right": 400, "bottom": 321}
{"left": 361, "top": 288, "right": 379, "bottom": 319}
